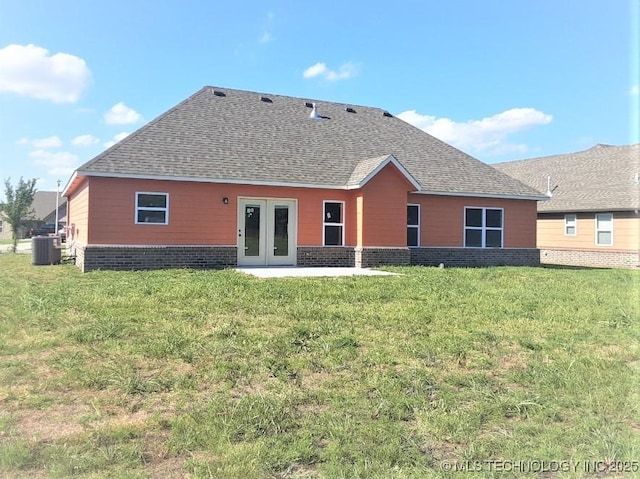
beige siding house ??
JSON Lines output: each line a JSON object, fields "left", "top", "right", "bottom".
{"left": 495, "top": 144, "right": 639, "bottom": 268}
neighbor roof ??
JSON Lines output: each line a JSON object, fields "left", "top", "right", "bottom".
{"left": 495, "top": 144, "right": 640, "bottom": 212}
{"left": 31, "top": 191, "right": 66, "bottom": 220}
{"left": 69, "top": 86, "right": 544, "bottom": 200}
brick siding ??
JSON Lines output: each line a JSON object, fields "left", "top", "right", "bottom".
{"left": 355, "top": 247, "right": 410, "bottom": 267}
{"left": 76, "top": 245, "right": 237, "bottom": 272}
{"left": 410, "top": 248, "right": 540, "bottom": 267}
{"left": 296, "top": 247, "right": 355, "bottom": 267}
{"left": 541, "top": 249, "right": 640, "bottom": 269}
{"left": 72, "top": 244, "right": 543, "bottom": 272}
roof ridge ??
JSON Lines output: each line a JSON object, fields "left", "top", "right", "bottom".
{"left": 203, "top": 85, "right": 388, "bottom": 113}
{"left": 496, "top": 143, "right": 640, "bottom": 166}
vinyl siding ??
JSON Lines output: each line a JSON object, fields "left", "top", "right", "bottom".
{"left": 407, "top": 194, "right": 538, "bottom": 248}
{"left": 538, "top": 212, "right": 640, "bottom": 252}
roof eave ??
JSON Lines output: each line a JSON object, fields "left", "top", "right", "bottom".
{"left": 74, "top": 170, "right": 349, "bottom": 190}
{"left": 413, "top": 189, "right": 549, "bottom": 201}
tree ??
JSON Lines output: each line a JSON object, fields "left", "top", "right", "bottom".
{"left": 0, "top": 177, "right": 37, "bottom": 252}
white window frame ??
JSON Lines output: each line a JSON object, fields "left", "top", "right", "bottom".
{"left": 135, "top": 192, "right": 169, "bottom": 225}
{"left": 564, "top": 214, "right": 577, "bottom": 236}
{"left": 323, "top": 200, "right": 345, "bottom": 246}
{"left": 595, "top": 213, "right": 613, "bottom": 246}
{"left": 464, "top": 207, "right": 504, "bottom": 248}
{"left": 407, "top": 204, "right": 420, "bottom": 247}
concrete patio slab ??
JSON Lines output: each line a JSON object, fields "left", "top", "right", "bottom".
{"left": 234, "top": 267, "right": 398, "bottom": 278}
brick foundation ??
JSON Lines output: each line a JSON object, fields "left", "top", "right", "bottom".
{"left": 296, "top": 247, "right": 355, "bottom": 267}
{"left": 355, "top": 247, "right": 410, "bottom": 267}
{"left": 72, "top": 243, "right": 544, "bottom": 272}
{"left": 410, "top": 248, "right": 540, "bottom": 267}
{"left": 75, "top": 245, "right": 237, "bottom": 272}
{"left": 540, "top": 248, "right": 640, "bottom": 269}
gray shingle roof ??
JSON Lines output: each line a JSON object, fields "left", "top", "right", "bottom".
{"left": 31, "top": 191, "right": 66, "bottom": 220}
{"left": 494, "top": 144, "right": 640, "bottom": 212}
{"left": 77, "top": 86, "right": 543, "bottom": 199}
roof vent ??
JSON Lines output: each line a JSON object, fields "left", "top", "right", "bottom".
{"left": 546, "top": 175, "right": 553, "bottom": 197}
{"left": 304, "top": 101, "right": 313, "bottom": 108}
{"left": 382, "top": 111, "right": 393, "bottom": 117}
{"left": 345, "top": 107, "right": 356, "bottom": 113}
{"left": 212, "top": 90, "right": 226, "bottom": 97}
{"left": 260, "top": 96, "right": 272, "bottom": 103}
{"left": 310, "top": 103, "right": 321, "bottom": 120}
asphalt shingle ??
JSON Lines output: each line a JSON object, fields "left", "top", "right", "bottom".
{"left": 495, "top": 144, "right": 640, "bottom": 212}
{"left": 77, "top": 86, "right": 544, "bottom": 199}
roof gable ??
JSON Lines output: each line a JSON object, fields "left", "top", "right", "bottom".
{"left": 346, "top": 155, "right": 422, "bottom": 190}
{"left": 70, "top": 86, "right": 544, "bottom": 200}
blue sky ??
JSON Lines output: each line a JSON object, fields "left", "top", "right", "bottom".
{"left": 0, "top": 0, "right": 637, "bottom": 196}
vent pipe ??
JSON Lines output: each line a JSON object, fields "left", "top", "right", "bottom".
{"left": 309, "top": 103, "right": 321, "bottom": 120}
{"left": 546, "top": 175, "right": 553, "bottom": 197}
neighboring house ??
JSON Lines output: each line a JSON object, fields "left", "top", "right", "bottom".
{"left": 495, "top": 144, "right": 639, "bottom": 268}
{"left": 0, "top": 191, "right": 66, "bottom": 240}
{"left": 63, "top": 86, "right": 546, "bottom": 272}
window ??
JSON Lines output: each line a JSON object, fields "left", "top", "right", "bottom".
{"left": 0, "top": 219, "right": 3, "bottom": 233}
{"left": 323, "top": 201, "right": 344, "bottom": 246}
{"left": 595, "top": 213, "right": 613, "bottom": 246}
{"left": 564, "top": 214, "right": 577, "bottom": 236}
{"left": 407, "top": 204, "right": 420, "bottom": 247}
{"left": 464, "top": 207, "right": 503, "bottom": 248}
{"left": 135, "top": 192, "right": 169, "bottom": 224}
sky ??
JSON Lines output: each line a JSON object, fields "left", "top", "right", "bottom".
{"left": 0, "top": 0, "right": 637, "bottom": 197}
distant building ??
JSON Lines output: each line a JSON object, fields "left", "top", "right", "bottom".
{"left": 0, "top": 191, "right": 67, "bottom": 240}
{"left": 495, "top": 144, "right": 639, "bottom": 268}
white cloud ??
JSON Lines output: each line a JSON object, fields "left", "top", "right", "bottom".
{"left": 396, "top": 108, "right": 552, "bottom": 156}
{"left": 259, "top": 32, "right": 273, "bottom": 44}
{"left": 630, "top": 85, "right": 640, "bottom": 96}
{"left": 0, "top": 44, "right": 91, "bottom": 103}
{"left": 17, "top": 135, "right": 63, "bottom": 149}
{"left": 103, "top": 131, "right": 130, "bottom": 148}
{"left": 303, "top": 62, "right": 358, "bottom": 81}
{"left": 259, "top": 12, "right": 275, "bottom": 44}
{"left": 29, "top": 149, "right": 78, "bottom": 176}
{"left": 104, "top": 102, "right": 142, "bottom": 125}
{"left": 72, "top": 134, "right": 100, "bottom": 146}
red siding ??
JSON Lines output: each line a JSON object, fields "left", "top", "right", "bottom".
{"left": 83, "top": 177, "right": 357, "bottom": 246}
{"left": 360, "top": 164, "right": 414, "bottom": 246}
{"left": 407, "top": 194, "right": 538, "bottom": 248}
{"left": 68, "top": 176, "right": 538, "bottom": 250}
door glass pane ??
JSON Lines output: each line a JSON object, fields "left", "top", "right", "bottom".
{"left": 486, "top": 230, "right": 502, "bottom": 247}
{"left": 244, "top": 205, "right": 261, "bottom": 256}
{"left": 273, "top": 206, "right": 289, "bottom": 256}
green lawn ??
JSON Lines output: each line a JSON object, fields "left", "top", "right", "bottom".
{"left": 0, "top": 254, "right": 638, "bottom": 478}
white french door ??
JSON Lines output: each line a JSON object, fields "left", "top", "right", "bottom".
{"left": 237, "top": 198, "right": 297, "bottom": 266}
